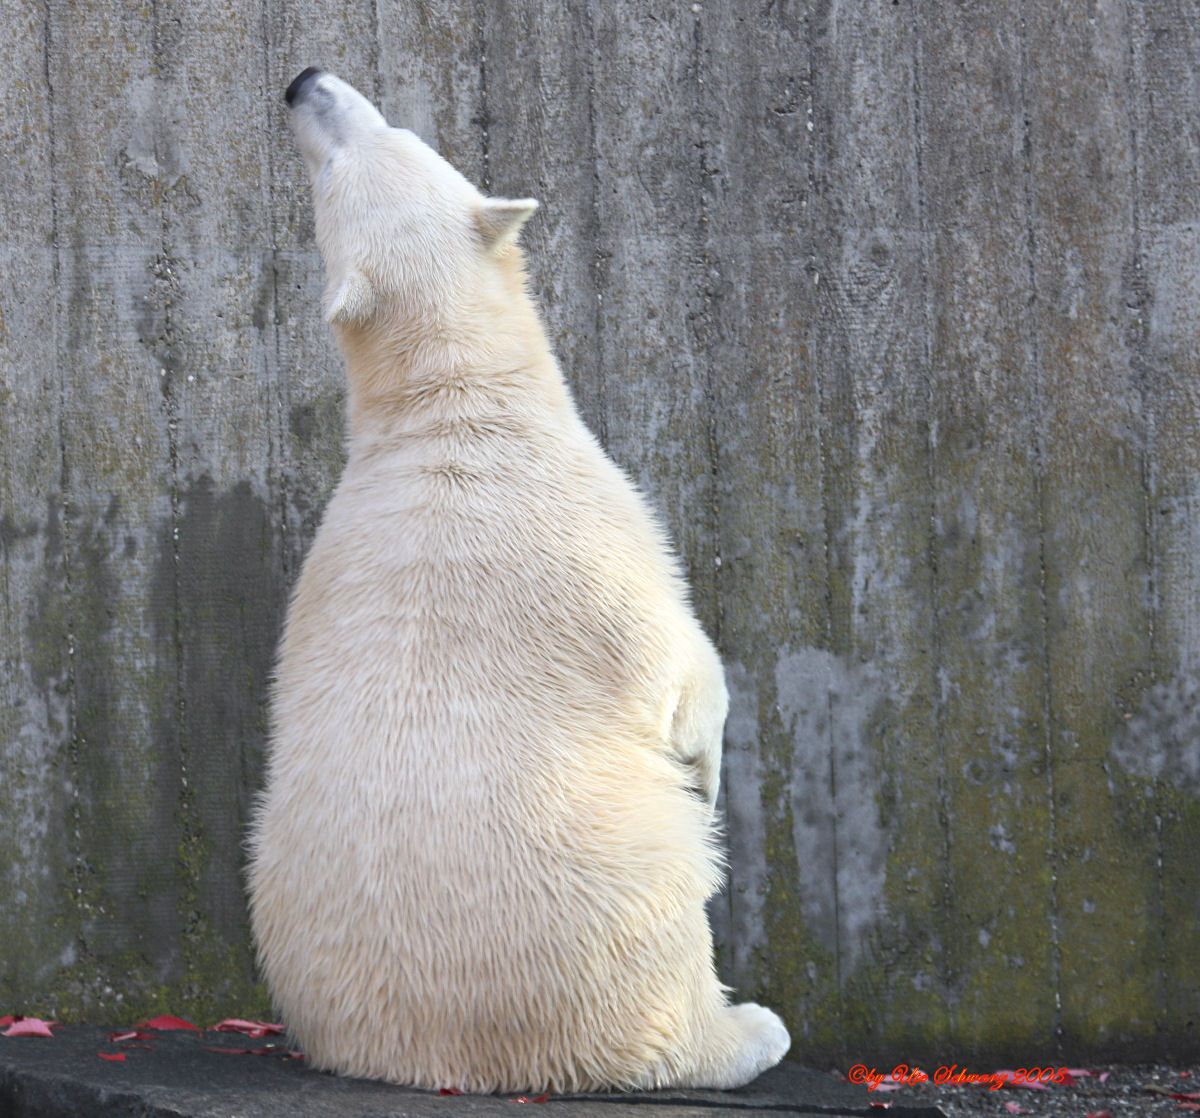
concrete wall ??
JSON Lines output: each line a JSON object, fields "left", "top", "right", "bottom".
{"left": 2, "top": 0, "right": 1198, "bottom": 1064}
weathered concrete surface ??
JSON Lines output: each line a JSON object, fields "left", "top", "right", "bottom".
{"left": 0, "top": 1033, "right": 941, "bottom": 1118}
{"left": 1, "top": 0, "right": 1199, "bottom": 1067}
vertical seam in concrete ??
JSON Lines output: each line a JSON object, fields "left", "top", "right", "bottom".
{"left": 150, "top": 0, "right": 200, "bottom": 982}
{"left": 1122, "top": 0, "right": 1167, "bottom": 1029}
{"left": 908, "top": 0, "right": 954, "bottom": 1032}
{"left": 804, "top": 0, "right": 844, "bottom": 1050}
{"left": 41, "top": 0, "right": 86, "bottom": 958}
{"left": 259, "top": 0, "right": 291, "bottom": 584}
{"left": 581, "top": 0, "right": 609, "bottom": 447}
{"left": 475, "top": 0, "right": 491, "bottom": 194}
{"left": 691, "top": 0, "right": 729, "bottom": 955}
{"left": 1017, "top": 0, "right": 1064, "bottom": 1050}
{"left": 369, "top": 0, "right": 383, "bottom": 105}
{"left": 691, "top": 0, "right": 719, "bottom": 607}
{"left": 1121, "top": 8, "right": 1158, "bottom": 677}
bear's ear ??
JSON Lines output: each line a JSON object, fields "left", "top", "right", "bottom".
{"left": 474, "top": 197, "right": 539, "bottom": 253}
{"left": 324, "top": 269, "right": 376, "bottom": 326}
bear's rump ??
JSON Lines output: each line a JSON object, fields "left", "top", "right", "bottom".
{"left": 252, "top": 741, "right": 720, "bottom": 1088}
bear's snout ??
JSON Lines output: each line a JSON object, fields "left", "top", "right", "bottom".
{"left": 285, "top": 67, "right": 322, "bottom": 107}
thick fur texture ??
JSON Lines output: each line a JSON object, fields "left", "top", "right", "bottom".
{"left": 247, "top": 70, "right": 790, "bottom": 1094}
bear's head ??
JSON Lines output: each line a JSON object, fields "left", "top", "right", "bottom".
{"left": 285, "top": 68, "right": 538, "bottom": 331}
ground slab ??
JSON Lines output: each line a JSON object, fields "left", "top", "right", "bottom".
{"left": 0, "top": 1027, "right": 944, "bottom": 1118}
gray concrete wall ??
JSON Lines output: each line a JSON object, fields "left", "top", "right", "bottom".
{"left": 1, "top": 0, "right": 1198, "bottom": 1064}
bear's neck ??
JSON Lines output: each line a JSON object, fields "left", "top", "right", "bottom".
{"left": 336, "top": 293, "right": 572, "bottom": 448}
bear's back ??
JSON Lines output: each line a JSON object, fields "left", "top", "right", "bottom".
{"left": 265, "top": 394, "right": 713, "bottom": 890}
{"left": 286, "top": 401, "right": 690, "bottom": 715}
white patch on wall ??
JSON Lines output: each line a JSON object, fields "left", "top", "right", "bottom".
{"left": 1111, "top": 673, "right": 1200, "bottom": 790}
{"left": 124, "top": 76, "right": 183, "bottom": 185}
{"left": 774, "top": 647, "right": 887, "bottom": 967}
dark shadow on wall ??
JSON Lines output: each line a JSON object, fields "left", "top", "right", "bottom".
{"left": 152, "top": 473, "right": 286, "bottom": 1012}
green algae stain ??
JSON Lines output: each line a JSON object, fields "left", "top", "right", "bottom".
{"left": 761, "top": 793, "right": 842, "bottom": 1057}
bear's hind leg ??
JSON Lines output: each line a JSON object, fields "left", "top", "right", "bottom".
{"left": 663, "top": 1001, "right": 791, "bottom": 1090}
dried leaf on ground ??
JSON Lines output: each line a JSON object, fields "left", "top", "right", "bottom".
{"left": 135, "top": 1015, "right": 200, "bottom": 1032}
{"left": 212, "top": 1019, "right": 284, "bottom": 1038}
{"left": 2, "top": 1018, "right": 54, "bottom": 1038}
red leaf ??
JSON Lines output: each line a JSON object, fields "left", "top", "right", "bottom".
{"left": 532, "top": 1096, "right": 549, "bottom": 1104}
{"left": 97, "top": 1052, "right": 126, "bottom": 1063}
{"left": 136, "top": 1014, "right": 200, "bottom": 1032}
{"left": 1057, "top": 1068, "right": 1103, "bottom": 1087}
{"left": 203, "top": 1046, "right": 250, "bottom": 1055}
{"left": 1085, "top": 1111, "right": 1113, "bottom": 1118}
{"left": 870, "top": 1104, "right": 892, "bottom": 1110}
{"left": 1182, "top": 1073, "right": 1194, "bottom": 1080}
{"left": 1177, "top": 1104, "right": 1200, "bottom": 1113}
{"left": 3, "top": 1018, "right": 54, "bottom": 1038}
{"left": 1004, "top": 1104, "right": 1024, "bottom": 1115}
{"left": 0, "top": 1016, "right": 15, "bottom": 1028}
{"left": 1170, "top": 1094, "right": 1200, "bottom": 1102}
{"left": 440, "top": 1088, "right": 464, "bottom": 1096}
{"left": 212, "top": 1018, "right": 284, "bottom": 1039}
{"left": 286, "top": 1051, "right": 304, "bottom": 1060}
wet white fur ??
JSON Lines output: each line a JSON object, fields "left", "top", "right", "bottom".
{"left": 247, "top": 71, "right": 790, "bottom": 1093}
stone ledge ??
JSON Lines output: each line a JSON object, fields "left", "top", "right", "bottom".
{"left": 0, "top": 1027, "right": 947, "bottom": 1118}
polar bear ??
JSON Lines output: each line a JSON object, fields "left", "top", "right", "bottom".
{"left": 247, "top": 67, "right": 789, "bottom": 1094}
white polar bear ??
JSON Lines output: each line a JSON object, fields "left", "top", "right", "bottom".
{"left": 247, "top": 67, "right": 790, "bottom": 1094}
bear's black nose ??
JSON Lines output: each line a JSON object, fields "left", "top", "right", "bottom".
{"left": 285, "top": 67, "right": 322, "bottom": 106}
